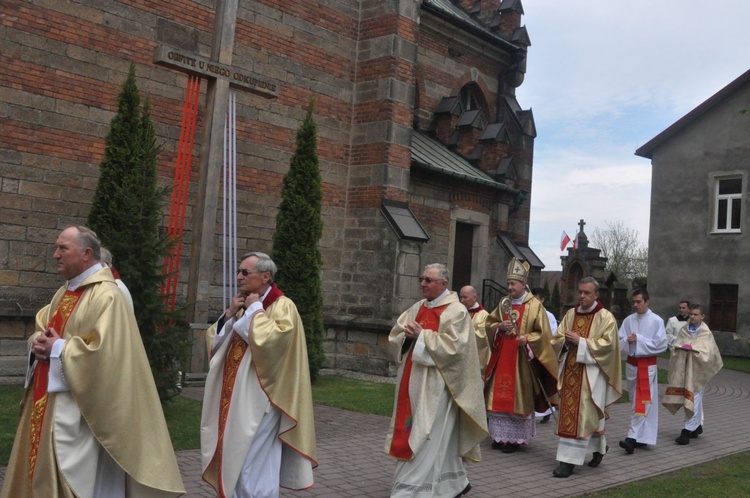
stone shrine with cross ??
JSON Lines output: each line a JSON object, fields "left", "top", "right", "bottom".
{"left": 559, "top": 219, "right": 616, "bottom": 312}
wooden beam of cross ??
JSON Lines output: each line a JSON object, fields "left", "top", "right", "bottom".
{"left": 152, "top": 0, "right": 279, "bottom": 374}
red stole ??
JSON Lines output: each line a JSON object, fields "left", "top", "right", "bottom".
{"left": 557, "top": 301, "right": 602, "bottom": 439}
{"left": 388, "top": 303, "right": 448, "bottom": 460}
{"left": 468, "top": 303, "right": 485, "bottom": 318}
{"left": 215, "top": 284, "right": 284, "bottom": 497}
{"left": 29, "top": 289, "right": 84, "bottom": 480}
{"left": 485, "top": 302, "right": 526, "bottom": 412}
{"left": 627, "top": 355, "right": 657, "bottom": 416}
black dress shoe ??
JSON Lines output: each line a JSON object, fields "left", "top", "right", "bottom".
{"left": 690, "top": 425, "right": 703, "bottom": 438}
{"left": 634, "top": 442, "right": 647, "bottom": 448}
{"left": 491, "top": 441, "right": 505, "bottom": 450}
{"left": 676, "top": 429, "right": 691, "bottom": 445}
{"left": 619, "top": 437, "right": 635, "bottom": 454}
{"left": 541, "top": 414, "right": 551, "bottom": 424}
{"left": 501, "top": 443, "right": 519, "bottom": 453}
{"left": 454, "top": 483, "right": 471, "bottom": 497}
{"left": 552, "top": 462, "right": 575, "bottom": 478}
{"left": 588, "top": 444, "right": 609, "bottom": 467}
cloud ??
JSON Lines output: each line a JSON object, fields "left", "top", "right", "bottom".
{"left": 517, "top": 0, "right": 750, "bottom": 271}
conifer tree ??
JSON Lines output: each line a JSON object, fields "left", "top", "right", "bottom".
{"left": 272, "top": 100, "right": 325, "bottom": 380}
{"left": 88, "top": 63, "right": 188, "bottom": 400}
{"left": 551, "top": 282, "right": 562, "bottom": 319}
{"left": 542, "top": 280, "right": 551, "bottom": 305}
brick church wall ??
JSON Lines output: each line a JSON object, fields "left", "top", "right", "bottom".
{"left": 1, "top": 0, "right": 535, "bottom": 376}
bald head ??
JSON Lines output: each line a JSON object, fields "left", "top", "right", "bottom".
{"left": 459, "top": 285, "right": 478, "bottom": 309}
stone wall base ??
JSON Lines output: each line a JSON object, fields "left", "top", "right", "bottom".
{"left": 714, "top": 330, "right": 750, "bottom": 358}
{"left": 322, "top": 315, "right": 398, "bottom": 378}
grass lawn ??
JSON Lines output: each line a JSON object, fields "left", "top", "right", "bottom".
{"left": 312, "top": 375, "right": 395, "bottom": 416}
{"left": 0, "top": 385, "right": 25, "bottom": 467}
{"left": 578, "top": 450, "right": 750, "bottom": 497}
{"left": 720, "top": 355, "right": 750, "bottom": 374}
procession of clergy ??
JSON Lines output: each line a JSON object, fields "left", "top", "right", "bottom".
{"left": 1, "top": 225, "right": 724, "bottom": 498}
{"left": 384, "top": 257, "right": 724, "bottom": 495}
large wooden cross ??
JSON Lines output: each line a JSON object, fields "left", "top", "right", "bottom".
{"left": 153, "top": 0, "right": 279, "bottom": 371}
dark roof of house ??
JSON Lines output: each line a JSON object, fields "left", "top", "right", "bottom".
{"left": 411, "top": 131, "right": 516, "bottom": 191}
{"left": 635, "top": 68, "right": 750, "bottom": 159}
{"left": 497, "top": 232, "right": 545, "bottom": 269}
{"left": 540, "top": 270, "right": 562, "bottom": 288}
{"left": 421, "top": 0, "right": 523, "bottom": 52}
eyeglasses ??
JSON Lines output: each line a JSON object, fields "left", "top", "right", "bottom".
{"left": 236, "top": 268, "right": 262, "bottom": 276}
{"left": 419, "top": 277, "right": 445, "bottom": 284}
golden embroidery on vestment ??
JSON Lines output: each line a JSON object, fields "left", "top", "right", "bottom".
{"left": 665, "top": 386, "right": 694, "bottom": 402}
{"left": 216, "top": 332, "right": 248, "bottom": 495}
{"left": 557, "top": 313, "right": 595, "bottom": 438}
{"left": 28, "top": 394, "right": 48, "bottom": 482}
{"left": 28, "top": 291, "right": 82, "bottom": 481}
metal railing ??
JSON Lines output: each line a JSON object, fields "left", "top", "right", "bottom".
{"left": 482, "top": 278, "right": 507, "bottom": 312}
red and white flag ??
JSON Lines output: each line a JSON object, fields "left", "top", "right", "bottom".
{"left": 560, "top": 230, "right": 571, "bottom": 251}
{"left": 573, "top": 232, "right": 579, "bottom": 250}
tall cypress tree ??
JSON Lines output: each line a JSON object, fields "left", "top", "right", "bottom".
{"left": 542, "top": 280, "right": 551, "bottom": 309}
{"left": 88, "top": 63, "right": 188, "bottom": 400}
{"left": 551, "top": 282, "right": 562, "bottom": 319}
{"left": 272, "top": 100, "right": 325, "bottom": 380}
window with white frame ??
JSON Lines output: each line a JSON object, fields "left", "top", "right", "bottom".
{"left": 714, "top": 176, "right": 742, "bottom": 232}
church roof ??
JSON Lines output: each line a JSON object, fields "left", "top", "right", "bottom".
{"left": 411, "top": 131, "right": 515, "bottom": 191}
{"left": 421, "top": 0, "right": 522, "bottom": 51}
{"left": 499, "top": 0, "right": 525, "bottom": 15}
{"left": 497, "top": 232, "right": 545, "bottom": 269}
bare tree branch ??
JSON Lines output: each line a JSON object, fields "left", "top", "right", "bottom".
{"left": 590, "top": 220, "right": 648, "bottom": 280}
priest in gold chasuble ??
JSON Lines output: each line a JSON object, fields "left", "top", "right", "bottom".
{"left": 1, "top": 226, "right": 184, "bottom": 498}
{"left": 201, "top": 252, "right": 317, "bottom": 498}
{"left": 384, "top": 264, "right": 488, "bottom": 498}
{"left": 550, "top": 277, "right": 621, "bottom": 479}
{"left": 484, "top": 258, "right": 558, "bottom": 454}
{"left": 459, "top": 285, "right": 491, "bottom": 372}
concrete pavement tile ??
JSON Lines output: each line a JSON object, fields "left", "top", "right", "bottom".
{"left": 3, "top": 365, "right": 750, "bottom": 496}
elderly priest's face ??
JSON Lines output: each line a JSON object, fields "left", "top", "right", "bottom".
{"left": 419, "top": 268, "right": 447, "bottom": 301}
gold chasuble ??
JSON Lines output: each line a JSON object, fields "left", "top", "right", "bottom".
{"left": 662, "top": 322, "right": 723, "bottom": 418}
{"left": 1, "top": 267, "right": 184, "bottom": 498}
{"left": 384, "top": 292, "right": 488, "bottom": 463}
{"left": 552, "top": 302, "right": 621, "bottom": 440}
{"left": 201, "top": 284, "right": 317, "bottom": 496}
{"left": 388, "top": 304, "right": 448, "bottom": 459}
{"left": 468, "top": 304, "right": 491, "bottom": 371}
{"left": 484, "top": 294, "right": 558, "bottom": 415}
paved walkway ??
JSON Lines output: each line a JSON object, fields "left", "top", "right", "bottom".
{"left": 3, "top": 358, "right": 750, "bottom": 497}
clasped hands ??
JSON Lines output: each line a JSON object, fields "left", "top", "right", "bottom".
{"left": 498, "top": 319, "right": 520, "bottom": 338}
{"left": 403, "top": 321, "right": 423, "bottom": 340}
{"left": 32, "top": 327, "right": 62, "bottom": 363}
{"left": 226, "top": 293, "right": 261, "bottom": 319}
{"left": 497, "top": 321, "right": 528, "bottom": 345}
{"left": 564, "top": 330, "right": 581, "bottom": 345}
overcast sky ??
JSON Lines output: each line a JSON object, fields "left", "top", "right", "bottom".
{"left": 516, "top": 0, "right": 750, "bottom": 271}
